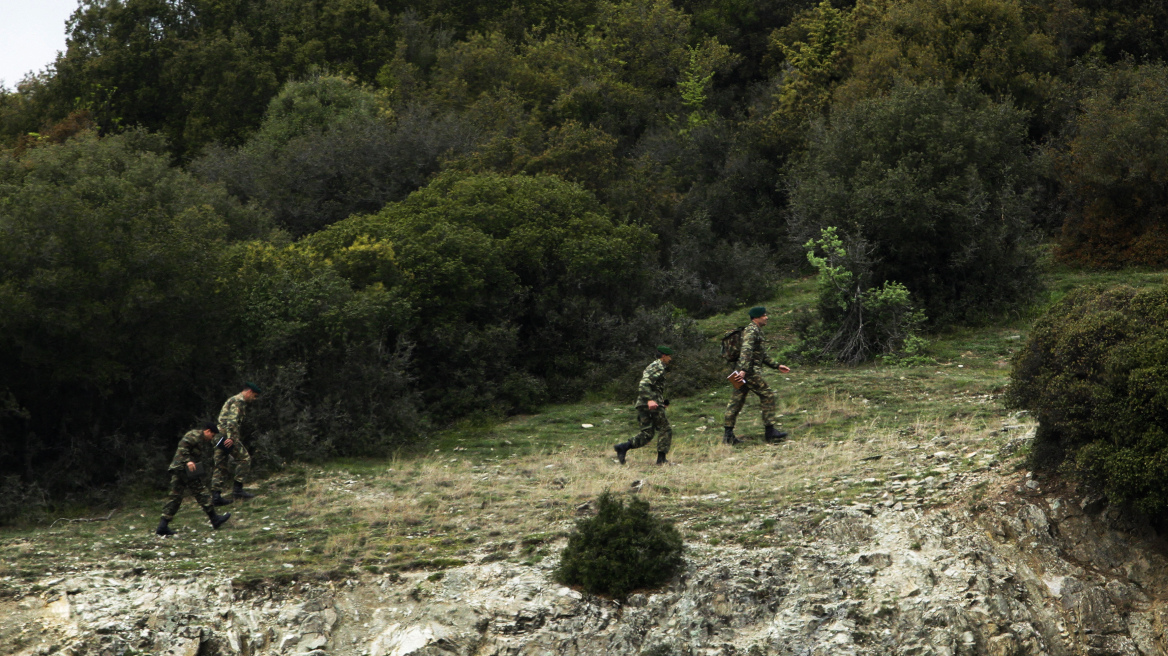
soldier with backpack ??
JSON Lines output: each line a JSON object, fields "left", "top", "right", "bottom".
{"left": 614, "top": 346, "right": 674, "bottom": 465}
{"left": 722, "top": 306, "right": 791, "bottom": 445}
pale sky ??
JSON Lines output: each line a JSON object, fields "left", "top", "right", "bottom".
{"left": 0, "top": 0, "right": 81, "bottom": 90}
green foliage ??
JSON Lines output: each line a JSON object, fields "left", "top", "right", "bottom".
{"left": 839, "top": 0, "right": 1060, "bottom": 122}
{"left": 195, "top": 75, "right": 475, "bottom": 236}
{"left": 789, "top": 82, "right": 1039, "bottom": 325}
{"left": 1007, "top": 285, "right": 1168, "bottom": 516}
{"left": 1054, "top": 63, "right": 1168, "bottom": 268}
{"left": 0, "top": 129, "right": 269, "bottom": 493}
{"left": 303, "top": 171, "right": 668, "bottom": 412}
{"left": 786, "top": 227, "right": 926, "bottom": 363}
{"left": 556, "top": 491, "right": 684, "bottom": 598}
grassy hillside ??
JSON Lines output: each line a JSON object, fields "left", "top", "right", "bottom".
{"left": 2, "top": 265, "right": 1167, "bottom": 589}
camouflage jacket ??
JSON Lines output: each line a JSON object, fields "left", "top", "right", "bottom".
{"left": 735, "top": 321, "right": 780, "bottom": 373}
{"left": 168, "top": 429, "right": 208, "bottom": 472}
{"left": 636, "top": 359, "right": 668, "bottom": 409}
{"left": 218, "top": 393, "right": 249, "bottom": 441}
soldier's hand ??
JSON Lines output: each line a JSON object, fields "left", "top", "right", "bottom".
{"left": 223, "top": 438, "right": 234, "bottom": 449}
{"left": 187, "top": 461, "right": 196, "bottom": 473}
{"left": 731, "top": 371, "right": 745, "bottom": 384}
{"left": 647, "top": 400, "right": 659, "bottom": 411}
{"left": 778, "top": 365, "right": 790, "bottom": 373}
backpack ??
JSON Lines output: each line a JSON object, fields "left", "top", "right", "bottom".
{"left": 720, "top": 327, "right": 745, "bottom": 363}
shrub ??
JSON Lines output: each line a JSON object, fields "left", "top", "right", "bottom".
{"left": 788, "top": 82, "right": 1040, "bottom": 325}
{"left": 556, "top": 491, "right": 684, "bottom": 598}
{"left": 1007, "top": 285, "right": 1168, "bottom": 515}
{"left": 786, "top": 227, "right": 927, "bottom": 364}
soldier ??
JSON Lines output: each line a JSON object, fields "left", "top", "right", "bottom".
{"left": 156, "top": 422, "right": 231, "bottom": 536}
{"left": 724, "top": 306, "right": 791, "bottom": 445}
{"left": 614, "top": 346, "right": 674, "bottom": 466}
{"left": 211, "top": 382, "right": 261, "bottom": 506}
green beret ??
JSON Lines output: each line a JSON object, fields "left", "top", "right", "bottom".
{"left": 657, "top": 345, "right": 673, "bottom": 356}
{"left": 244, "top": 382, "right": 263, "bottom": 394}
{"left": 748, "top": 306, "right": 767, "bottom": 319}
{"left": 202, "top": 421, "right": 220, "bottom": 434}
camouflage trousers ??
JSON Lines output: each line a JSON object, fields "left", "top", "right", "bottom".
{"left": 212, "top": 440, "right": 251, "bottom": 493}
{"left": 723, "top": 371, "right": 777, "bottom": 428}
{"left": 161, "top": 471, "right": 214, "bottom": 521}
{"left": 629, "top": 407, "right": 672, "bottom": 453}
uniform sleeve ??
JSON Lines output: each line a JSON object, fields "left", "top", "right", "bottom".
{"left": 218, "top": 397, "right": 241, "bottom": 439}
{"left": 170, "top": 435, "right": 196, "bottom": 471}
{"left": 735, "top": 325, "right": 758, "bottom": 372}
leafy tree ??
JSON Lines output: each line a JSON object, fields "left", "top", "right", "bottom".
{"left": 1054, "top": 63, "right": 1168, "bottom": 268}
{"left": 837, "top": 0, "right": 1060, "bottom": 123}
{"left": 303, "top": 171, "right": 660, "bottom": 411}
{"left": 788, "top": 82, "right": 1039, "bottom": 324}
{"left": 194, "top": 75, "right": 477, "bottom": 236}
{"left": 0, "top": 129, "right": 269, "bottom": 493}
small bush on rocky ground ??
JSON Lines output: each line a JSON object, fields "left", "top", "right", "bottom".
{"left": 1007, "top": 285, "right": 1168, "bottom": 514}
{"left": 555, "top": 492, "right": 684, "bottom": 599}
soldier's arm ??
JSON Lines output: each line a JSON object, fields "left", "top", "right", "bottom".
{"left": 735, "top": 328, "right": 757, "bottom": 373}
{"left": 170, "top": 437, "right": 194, "bottom": 471}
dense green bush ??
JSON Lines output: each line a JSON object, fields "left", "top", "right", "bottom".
{"left": 556, "top": 491, "right": 684, "bottom": 598}
{"left": 1007, "top": 285, "right": 1168, "bottom": 515}
{"left": 303, "top": 171, "right": 672, "bottom": 413}
{"left": 788, "top": 82, "right": 1040, "bottom": 325}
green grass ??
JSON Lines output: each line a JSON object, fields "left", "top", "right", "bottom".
{"left": 0, "top": 264, "right": 1147, "bottom": 587}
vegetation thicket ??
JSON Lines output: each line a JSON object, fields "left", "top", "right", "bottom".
{"left": 4, "top": 0, "right": 1168, "bottom": 510}
{"left": 1008, "top": 286, "right": 1168, "bottom": 515}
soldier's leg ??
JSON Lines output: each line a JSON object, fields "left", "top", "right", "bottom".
{"left": 751, "top": 375, "right": 778, "bottom": 426}
{"left": 230, "top": 441, "right": 251, "bottom": 484}
{"left": 627, "top": 408, "right": 658, "bottom": 449}
{"left": 160, "top": 473, "right": 185, "bottom": 521}
{"left": 654, "top": 411, "right": 672, "bottom": 454}
{"left": 189, "top": 478, "right": 214, "bottom": 516}
{"left": 723, "top": 384, "right": 749, "bottom": 428}
{"left": 212, "top": 446, "right": 230, "bottom": 494}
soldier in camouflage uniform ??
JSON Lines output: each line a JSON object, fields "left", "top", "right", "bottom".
{"left": 724, "top": 306, "right": 791, "bottom": 445}
{"left": 614, "top": 346, "right": 674, "bottom": 465}
{"left": 156, "top": 422, "right": 232, "bottom": 536}
{"left": 212, "top": 382, "right": 261, "bottom": 505}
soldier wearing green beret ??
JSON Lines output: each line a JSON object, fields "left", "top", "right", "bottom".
{"left": 724, "top": 306, "right": 791, "bottom": 445}
{"left": 614, "top": 346, "right": 674, "bottom": 465}
{"left": 211, "top": 382, "right": 261, "bottom": 505}
{"left": 156, "top": 422, "right": 232, "bottom": 536}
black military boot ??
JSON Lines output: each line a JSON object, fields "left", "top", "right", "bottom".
{"left": 723, "top": 426, "right": 740, "bottom": 445}
{"left": 232, "top": 481, "right": 255, "bottom": 500}
{"left": 614, "top": 442, "right": 631, "bottom": 464}
{"left": 208, "top": 511, "right": 232, "bottom": 529}
{"left": 764, "top": 425, "right": 788, "bottom": 443}
{"left": 656, "top": 451, "right": 669, "bottom": 465}
{"left": 155, "top": 518, "right": 175, "bottom": 536}
{"left": 211, "top": 491, "right": 233, "bottom": 506}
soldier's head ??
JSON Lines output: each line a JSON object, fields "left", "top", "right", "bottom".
{"left": 749, "top": 306, "right": 768, "bottom": 326}
{"left": 242, "top": 382, "right": 263, "bottom": 401}
{"left": 657, "top": 345, "right": 673, "bottom": 364}
{"left": 201, "top": 422, "right": 220, "bottom": 440}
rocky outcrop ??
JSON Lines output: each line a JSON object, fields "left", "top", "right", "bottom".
{"left": 5, "top": 480, "right": 1168, "bottom": 656}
